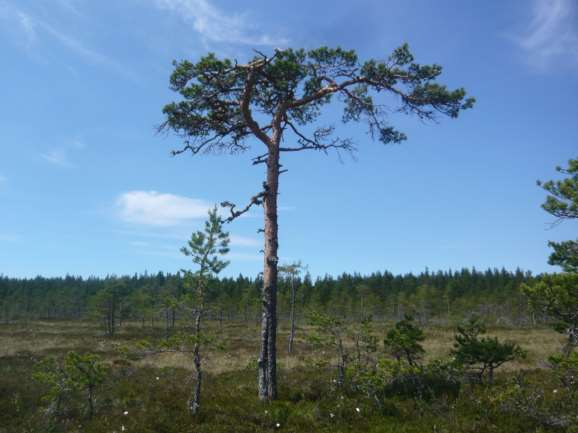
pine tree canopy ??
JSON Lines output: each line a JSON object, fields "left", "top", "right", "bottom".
{"left": 160, "top": 45, "right": 475, "bottom": 157}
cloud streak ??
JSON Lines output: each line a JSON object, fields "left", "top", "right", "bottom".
{"left": 230, "top": 235, "right": 260, "bottom": 248}
{"left": 117, "top": 190, "right": 214, "bottom": 226}
{"left": 0, "top": 1, "right": 136, "bottom": 80}
{"left": 41, "top": 149, "right": 72, "bottom": 167}
{"left": 150, "top": 0, "right": 288, "bottom": 47}
{"left": 40, "top": 136, "right": 87, "bottom": 167}
{"left": 516, "top": 0, "right": 578, "bottom": 71}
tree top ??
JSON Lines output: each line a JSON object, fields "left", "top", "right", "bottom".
{"left": 161, "top": 44, "right": 475, "bottom": 158}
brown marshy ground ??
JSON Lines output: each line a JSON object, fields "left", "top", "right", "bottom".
{"left": 0, "top": 320, "right": 564, "bottom": 373}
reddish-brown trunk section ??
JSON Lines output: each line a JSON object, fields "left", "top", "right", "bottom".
{"left": 258, "top": 147, "right": 279, "bottom": 400}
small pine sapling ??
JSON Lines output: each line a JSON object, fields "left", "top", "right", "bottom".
{"left": 180, "top": 206, "right": 230, "bottom": 415}
{"left": 33, "top": 357, "right": 72, "bottom": 417}
{"left": 35, "top": 352, "right": 106, "bottom": 419}
{"left": 353, "top": 315, "right": 378, "bottom": 367}
{"left": 451, "top": 317, "right": 524, "bottom": 384}
{"left": 383, "top": 314, "right": 425, "bottom": 367}
{"left": 64, "top": 352, "right": 107, "bottom": 419}
{"left": 307, "top": 310, "right": 348, "bottom": 387}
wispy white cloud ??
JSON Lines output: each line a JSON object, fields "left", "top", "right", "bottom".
{"left": 40, "top": 135, "right": 87, "bottom": 167}
{"left": 516, "top": 0, "right": 578, "bottom": 71}
{"left": 72, "top": 137, "right": 86, "bottom": 149}
{"left": 53, "top": 0, "right": 83, "bottom": 17}
{"left": 0, "top": 1, "right": 136, "bottom": 80}
{"left": 117, "top": 190, "right": 214, "bottom": 226}
{"left": 150, "top": 0, "right": 288, "bottom": 47}
{"left": 230, "top": 234, "right": 260, "bottom": 248}
{"left": 15, "top": 8, "right": 37, "bottom": 48}
{"left": 41, "top": 148, "right": 72, "bottom": 167}
{"left": 228, "top": 252, "right": 262, "bottom": 262}
{"left": 0, "top": 174, "right": 6, "bottom": 184}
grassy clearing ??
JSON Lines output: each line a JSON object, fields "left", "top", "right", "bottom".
{"left": 0, "top": 320, "right": 571, "bottom": 433}
{"left": 0, "top": 320, "right": 562, "bottom": 371}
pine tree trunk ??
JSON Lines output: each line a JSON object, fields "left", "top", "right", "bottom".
{"left": 259, "top": 148, "right": 279, "bottom": 400}
{"left": 190, "top": 308, "right": 203, "bottom": 415}
{"left": 288, "top": 275, "right": 296, "bottom": 354}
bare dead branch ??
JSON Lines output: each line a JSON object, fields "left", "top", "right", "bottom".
{"left": 252, "top": 152, "right": 269, "bottom": 165}
{"left": 220, "top": 183, "right": 268, "bottom": 223}
{"left": 282, "top": 120, "right": 355, "bottom": 154}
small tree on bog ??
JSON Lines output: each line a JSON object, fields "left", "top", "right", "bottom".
{"left": 180, "top": 206, "right": 230, "bottom": 415}
{"left": 451, "top": 317, "right": 524, "bottom": 384}
{"left": 383, "top": 314, "right": 425, "bottom": 367}
{"left": 307, "top": 310, "right": 348, "bottom": 387}
{"left": 34, "top": 351, "right": 107, "bottom": 419}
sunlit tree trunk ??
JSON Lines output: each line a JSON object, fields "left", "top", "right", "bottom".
{"left": 259, "top": 147, "right": 279, "bottom": 400}
{"left": 190, "top": 305, "right": 203, "bottom": 415}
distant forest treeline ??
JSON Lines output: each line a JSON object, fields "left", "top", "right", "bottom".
{"left": 0, "top": 268, "right": 540, "bottom": 327}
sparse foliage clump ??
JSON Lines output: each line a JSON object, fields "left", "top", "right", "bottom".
{"left": 523, "top": 157, "right": 578, "bottom": 357}
{"left": 353, "top": 315, "right": 379, "bottom": 367}
{"left": 383, "top": 315, "right": 425, "bottom": 366}
{"left": 33, "top": 351, "right": 107, "bottom": 419}
{"left": 451, "top": 317, "right": 524, "bottom": 384}
{"left": 307, "top": 310, "right": 349, "bottom": 387}
{"left": 522, "top": 273, "right": 578, "bottom": 357}
{"left": 549, "top": 351, "right": 578, "bottom": 394}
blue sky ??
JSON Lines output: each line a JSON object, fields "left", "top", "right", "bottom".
{"left": 1, "top": 0, "right": 577, "bottom": 278}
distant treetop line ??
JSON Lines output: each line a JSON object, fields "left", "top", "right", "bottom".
{"left": 0, "top": 267, "right": 535, "bottom": 326}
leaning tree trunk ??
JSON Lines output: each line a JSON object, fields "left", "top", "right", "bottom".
{"left": 259, "top": 147, "right": 280, "bottom": 400}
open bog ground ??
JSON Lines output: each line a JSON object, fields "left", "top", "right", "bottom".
{"left": 1, "top": 320, "right": 573, "bottom": 433}
{"left": 0, "top": 320, "right": 563, "bottom": 371}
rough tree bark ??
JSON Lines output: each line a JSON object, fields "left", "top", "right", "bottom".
{"left": 190, "top": 303, "right": 203, "bottom": 415}
{"left": 259, "top": 140, "right": 280, "bottom": 399}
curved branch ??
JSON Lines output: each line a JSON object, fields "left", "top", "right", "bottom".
{"left": 240, "top": 69, "right": 273, "bottom": 147}
{"left": 220, "top": 183, "right": 268, "bottom": 223}
{"left": 282, "top": 120, "right": 355, "bottom": 154}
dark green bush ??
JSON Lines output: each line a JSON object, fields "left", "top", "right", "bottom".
{"left": 382, "top": 361, "right": 461, "bottom": 402}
